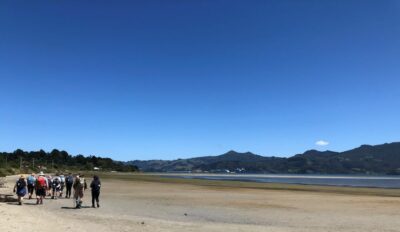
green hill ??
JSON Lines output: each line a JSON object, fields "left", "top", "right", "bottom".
{"left": 128, "top": 142, "right": 400, "bottom": 175}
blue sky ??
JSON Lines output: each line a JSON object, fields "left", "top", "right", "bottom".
{"left": 1, "top": 0, "right": 399, "bottom": 161}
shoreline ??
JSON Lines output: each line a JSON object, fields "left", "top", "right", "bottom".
{"left": 99, "top": 172, "right": 400, "bottom": 197}
{"left": 158, "top": 173, "right": 400, "bottom": 189}
{"left": 153, "top": 172, "right": 400, "bottom": 179}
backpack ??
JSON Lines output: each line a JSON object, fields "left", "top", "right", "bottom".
{"left": 52, "top": 178, "right": 60, "bottom": 187}
{"left": 66, "top": 176, "right": 73, "bottom": 184}
{"left": 27, "top": 176, "right": 36, "bottom": 185}
{"left": 37, "top": 176, "right": 46, "bottom": 188}
{"left": 16, "top": 179, "right": 26, "bottom": 189}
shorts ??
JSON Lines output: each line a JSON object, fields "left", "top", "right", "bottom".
{"left": 28, "top": 184, "right": 35, "bottom": 193}
{"left": 36, "top": 188, "right": 46, "bottom": 197}
{"left": 74, "top": 188, "right": 84, "bottom": 199}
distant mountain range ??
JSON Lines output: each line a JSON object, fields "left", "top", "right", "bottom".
{"left": 127, "top": 142, "right": 400, "bottom": 175}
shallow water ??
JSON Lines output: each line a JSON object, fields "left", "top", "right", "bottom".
{"left": 161, "top": 174, "right": 400, "bottom": 189}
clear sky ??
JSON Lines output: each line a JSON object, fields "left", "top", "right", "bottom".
{"left": 1, "top": 0, "right": 399, "bottom": 161}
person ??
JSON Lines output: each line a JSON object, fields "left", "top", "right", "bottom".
{"left": 90, "top": 175, "right": 101, "bottom": 208}
{"left": 51, "top": 175, "right": 61, "bottom": 199}
{"left": 46, "top": 175, "right": 52, "bottom": 197}
{"left": 59, "top": 174, "right": 65, "bottom": 197}
{"left": 35, "top": 172, "right": 47, "bottom": 204}
{"left": 26, "top": 173, "right": 36, "bottom": 199}
{"left": 13, "top": 175, "right": 27, "bottom": 205}
{"left": 65, "top": 173, "right": 74, "bottom": 198}
{"left": 73, "top": 175, "right": 87, "bottom": 209}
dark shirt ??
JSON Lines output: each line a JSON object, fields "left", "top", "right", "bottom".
{"left": 66, "top": 175, "right": 74, "bottom": 185}
{"left": 90, "top": 179, "right": 101, "bottom": 192}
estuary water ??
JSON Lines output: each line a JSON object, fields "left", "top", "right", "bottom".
{"left": 161, "top": 174, "right": 400, "bottom": 188}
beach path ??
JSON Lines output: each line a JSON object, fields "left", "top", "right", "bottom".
{"left": 1, "top": 174, "right": 400, "bottom": 232}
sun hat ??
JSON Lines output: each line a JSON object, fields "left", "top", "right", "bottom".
{"left": 39, "top": 171, "right": 44, "bottom": 176}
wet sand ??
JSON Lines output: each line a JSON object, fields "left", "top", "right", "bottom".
{"left": 1, "top": 173, "right": 400, "bottom": 232}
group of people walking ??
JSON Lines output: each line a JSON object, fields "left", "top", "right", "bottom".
{"left": 13, "top": 172, "right": 101, "bottom": 209}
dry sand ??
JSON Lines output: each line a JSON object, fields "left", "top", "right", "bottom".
{"left": 1, "top": 174, "right": 400, "bottom": 232}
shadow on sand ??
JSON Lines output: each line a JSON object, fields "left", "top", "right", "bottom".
{"left": 23, "top": 202, "right": 39, "bottom": 205}
{"left": 61, "top": 206, "right": 93, "bottom": 210}
{"left": 5, "top": 202, "right": 38, "bottom": 206}
{"left": 6, "top": 202, "right": 20, "bottom": 206}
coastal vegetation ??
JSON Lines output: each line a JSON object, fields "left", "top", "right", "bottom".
{"left": 0, "top": 149, "right": 138, "bottom": 176}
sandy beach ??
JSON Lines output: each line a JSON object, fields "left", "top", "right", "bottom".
{"left": 1, "top": 174, "right": 400, "bottom": 232}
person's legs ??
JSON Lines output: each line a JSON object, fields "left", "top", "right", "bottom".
{"left": 28, "top": 184, "right": 33, "bottom": 199}
{"left": 31, "top": 185, "right": 35, "bottom": 198}
{"left": 36, "top": 189, "right": 40, "bottom": 204}
{"left": 79, "top": 191, "right": 84, "bottom": 207}
{"left": 96, "top": 191, "right": 100, "bottom": 207}
{"left": 60, "top": 184, "right": 64, "bottom": 197}
{"left": 66, "top": 184, "right": 72, "bottom": 198}
{"left": 74, "top": 191, "right": 80, "bottom": 208}
{"left": 91, "top": 191, "right": 95, "bottom": 207}
{"left": 55, "top": 189, "right": 60, "bottom": 199}
{"left": 40, "top": 188, "right": 45, "bottom": 204}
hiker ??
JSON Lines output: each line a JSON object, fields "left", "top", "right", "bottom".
{"left": 35, "top": 172, "right": 47, "bottom": 204}
{"left": 51, "top": 175, "right": 61, "bottom": 199}
{"left": 73, "top": 175, "right": 87, "bottom": 209}
{"left": 46, "top": 175, "right": 52, "bottom": 197}
{"left": 27, "top": 173, "right": 36, "bottom": 199}
{"left": 13, "top": 175, "right": 27, "bottom": 205}
{"left": 65, "top": 173, "right": 74, "bottom": 198}
{"left": 59, "top": 174, "right": 65, "bottom": 197}
{"left": 90, "top": 175, "right": 101, "bottom": 208}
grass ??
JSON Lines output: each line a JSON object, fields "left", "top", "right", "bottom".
{"left": 95, "top": 172, "right": 400, "bottom": 197}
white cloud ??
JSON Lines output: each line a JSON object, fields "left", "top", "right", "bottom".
{"left": 315, "top": 140, "right": 329, "bottom": 146}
